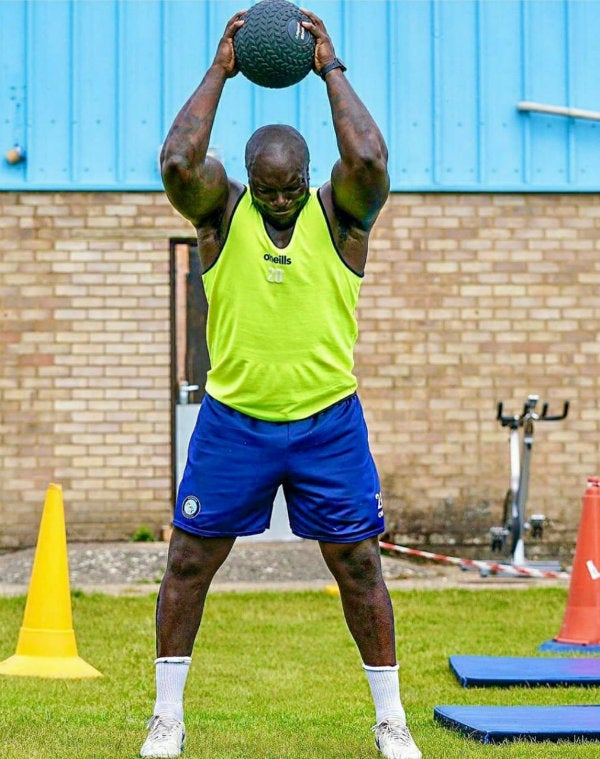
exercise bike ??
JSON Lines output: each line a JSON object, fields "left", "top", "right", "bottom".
{"left": 490, "top": 394, "right": 569, "bottom": 568}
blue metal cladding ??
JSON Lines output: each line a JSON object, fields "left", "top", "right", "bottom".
{"left": 1, "top": 0, "right": 599, "bottom": 192}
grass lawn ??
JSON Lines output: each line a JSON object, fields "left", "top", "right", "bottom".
{"left": 0, "top": 586, "right": 598, "bottom": 758}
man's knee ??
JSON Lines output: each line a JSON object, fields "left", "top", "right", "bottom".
{"left": 166, "top": 529, "right": 233, "bottom": 580}
{"left": 321, "top": 538, "right": 383, "bottom": 586}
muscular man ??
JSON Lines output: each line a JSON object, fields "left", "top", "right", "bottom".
{"left": 140, "top": 8, "right": 422, "bottom": 759}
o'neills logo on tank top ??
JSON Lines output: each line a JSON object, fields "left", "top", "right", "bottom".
{"left": 263, "top": 252, "right": 292, "bottom": 265}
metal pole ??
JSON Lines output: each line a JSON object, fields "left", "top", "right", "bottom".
{"left": 517, "top": 101, "right": 600, "bottom": 122}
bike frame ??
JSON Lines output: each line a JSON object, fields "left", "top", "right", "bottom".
{"left": 495, "top": 395, "right": 569, "bottom": 566}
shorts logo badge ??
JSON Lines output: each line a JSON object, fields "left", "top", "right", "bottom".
{"left": 182, "top": 495, "right": 201, "bottom": 519}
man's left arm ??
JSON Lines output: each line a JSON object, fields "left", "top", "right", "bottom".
{"left": 301, "top": 10, "right": 390, "bottom": 231}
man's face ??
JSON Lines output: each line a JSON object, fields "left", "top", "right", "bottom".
{"left": 248, "top": 154, "right": 309, "bottom": 230}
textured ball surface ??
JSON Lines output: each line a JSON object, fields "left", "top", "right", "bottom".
{"left": 234, "top": 0, "right": 316, "bottom": 88}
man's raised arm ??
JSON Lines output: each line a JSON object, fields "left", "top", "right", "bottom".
{"left": 160, "top": 11, "right": 246, "bottom": 226}
{"left": 301, "top": 9, "right": 389, "bottom": 230}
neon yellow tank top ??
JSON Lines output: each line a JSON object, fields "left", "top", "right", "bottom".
{"left": 202, "top": 188, "right": 362, "bottom": 421}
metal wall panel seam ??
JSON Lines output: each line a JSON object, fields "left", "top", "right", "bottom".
{"left": 158, "top": 0, "right": 166, "bottom": 171}
{"left": 69, "top": 0, "right": 76, "bottom": 183}
{"left": 519, "top": 0, "right": 531, "bottom": 186}
{"left": 385, "top": 0, "right": 393, "bottom": 160}
{"left": 116, "top": 0, "right": 125, "bottom": 185}
{"left": 386, "top": 0, "right": 400, "bottom": 187}
{"left": 24, "top": 0, "right": 33, "bottom": 185}
{"left": 564, "top": 0, "right": 574, "bottom": 186}
{"left": 474, "top": 0, "right": 484, "bottom": 186}
{"left": 431, "top": 0, "right": 440, "bottom": 186}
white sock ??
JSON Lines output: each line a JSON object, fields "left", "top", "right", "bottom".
{"left": 363, "top": 663, "right": 406, "bottom": 725}
{"left": 153, "top": 656, "right": 191, "bottom": 722}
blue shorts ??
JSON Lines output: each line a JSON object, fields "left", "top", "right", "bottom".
{"left": 174, "top": 393, "right": 384, "bottom": 543}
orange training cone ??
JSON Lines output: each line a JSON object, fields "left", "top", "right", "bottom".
{"left": 540, "top": 476, "right": 600, "bottom": 652}
{"left": 0, "top": 483, "right": 102, "bottom": 678}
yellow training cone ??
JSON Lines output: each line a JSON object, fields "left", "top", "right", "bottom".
{"left": 0, "top": 483, "right": 102, "bottom": 678}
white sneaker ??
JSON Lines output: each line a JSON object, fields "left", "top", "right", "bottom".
{"left": 140, "top": 715, "right": 185, "bottom": 758}
{"left": 373, "top": 719, "right": 422, "bottom": 759}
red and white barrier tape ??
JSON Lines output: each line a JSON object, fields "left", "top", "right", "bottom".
{"left": 379, "top": 541, "right": 570, "bottom": 579}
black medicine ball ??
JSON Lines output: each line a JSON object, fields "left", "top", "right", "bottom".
{"left": 234, "top": 0, "right": 316, "bottom": 88}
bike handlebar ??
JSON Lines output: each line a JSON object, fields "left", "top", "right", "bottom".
{"left": 539, "top": 400, "right": 570, "bottom": 422}
{"left": 497, "top": 398, "right": 569, "bottom": 428}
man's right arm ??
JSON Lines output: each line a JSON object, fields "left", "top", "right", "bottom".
{"left": 160, "top": 12, "right": 245, "bottom": 227}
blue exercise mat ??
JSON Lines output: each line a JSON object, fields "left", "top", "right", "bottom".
{"left": 434, "top": 704, "right": 600, "bottom": 743}
{"left": 449, "top": 654, "right": 600, "bottom": 687}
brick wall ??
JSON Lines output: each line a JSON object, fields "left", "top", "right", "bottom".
{"left": 0, "top": 193, "right": 188, "bottom": 547}
{"left": 1, "top": 191, "right": 598, "bottom": 548}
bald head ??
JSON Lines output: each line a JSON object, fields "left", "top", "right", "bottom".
{"left": 245, "top": 125, "right": 310, "bottom": 175}
{"left": 244, "top": 125, "right": 311, "bottom": 229}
